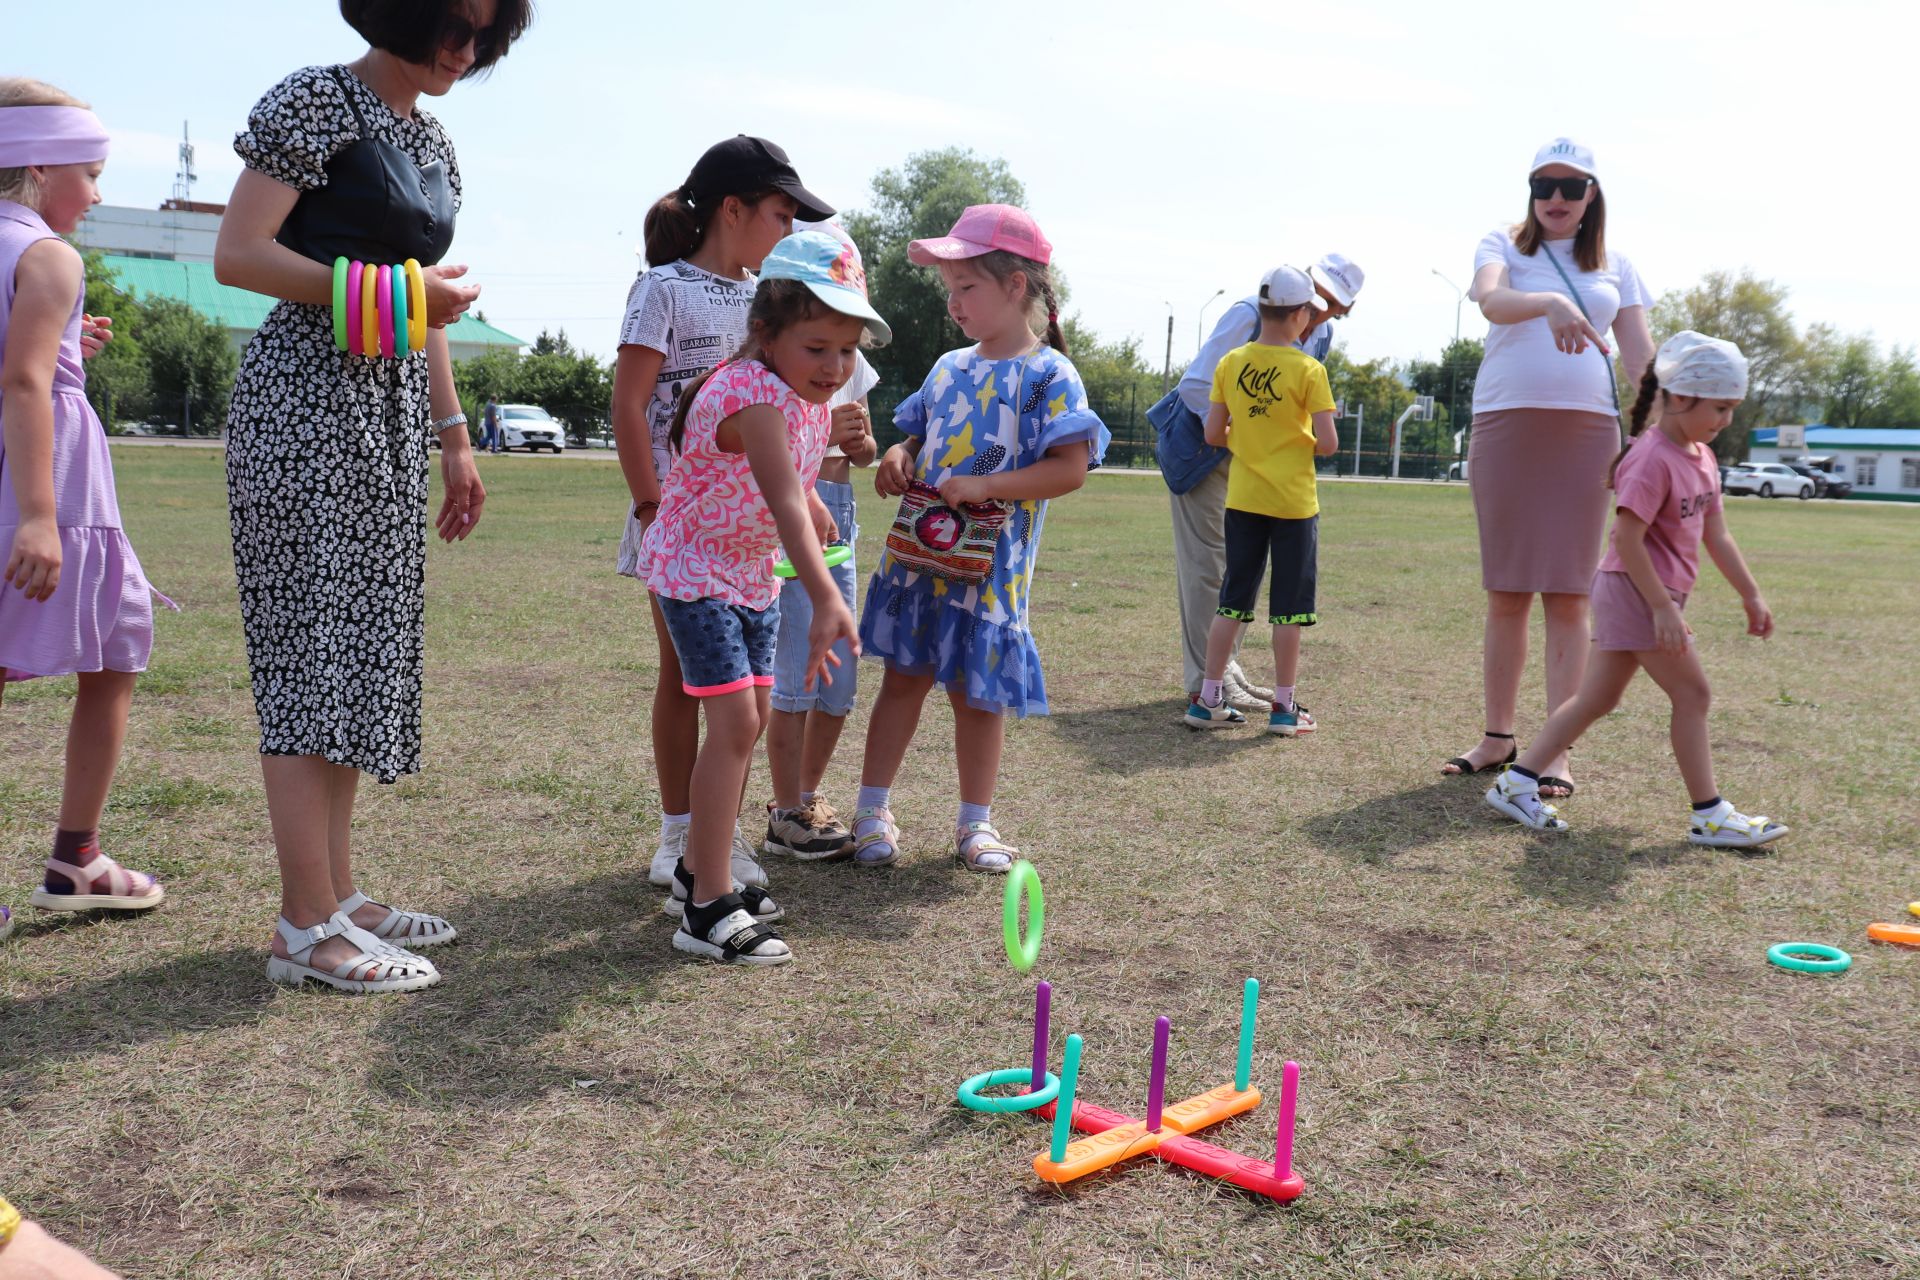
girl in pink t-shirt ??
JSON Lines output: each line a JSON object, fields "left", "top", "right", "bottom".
{"left": 1487, "top": 332, "right": 1788, "bottom": 851}
{"left": 639, "top": 229, "right": 890, "bottom": 966}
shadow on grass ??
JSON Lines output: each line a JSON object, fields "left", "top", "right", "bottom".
{"left": 1303, "top": 779, "right": 1485, "bottom": 865}
{"left": 1044, "top": 700, "right": 1278, "bottom": 774}
{"left": 362, "top": 860, "right": 973, "bottom": 1106}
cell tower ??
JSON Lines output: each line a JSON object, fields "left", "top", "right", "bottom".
{"left": 171, "top": 122, "right": 197, "bottom": 205}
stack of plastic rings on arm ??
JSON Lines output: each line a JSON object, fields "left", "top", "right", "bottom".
{"left": 332, "top": 257, "right": 429, "bottom": 357}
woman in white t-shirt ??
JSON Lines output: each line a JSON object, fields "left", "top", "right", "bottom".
{"left": 608, "top": 135, "right": 834, "bottom": 892}
{"left": 1440, "top": 139, "right": 1654, "bottom": 796}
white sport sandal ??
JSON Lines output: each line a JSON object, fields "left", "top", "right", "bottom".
{"left": 1485, "top": 770, "right": 1569, "bottom": 831}
{"left": 1688, "top": 800, "right": 1788, "bottom": 850}
{"left": 338, "top": 890, "right": 458, "bottom": 948}
{"left": 29, "top": 852, "right": 165, "bottom": 912}
{"left": 268, "top": 913, "right": 441, "bottom": 994}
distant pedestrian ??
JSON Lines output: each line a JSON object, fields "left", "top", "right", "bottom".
{"left": 483, "top": 396, "right": 500, "bottom": 452}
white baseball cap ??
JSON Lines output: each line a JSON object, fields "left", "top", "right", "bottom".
{"left": 1655, "top": 331, "right": 1748, "bottom": 399}
{"left": 1531, "top": 137, "right": 1597, "bottom": 179}
{"left": 1309, "top": 253, "right": 1364, "bottom": 308}
{"left": 1258, "top": 265, "right": 1327, "bottom": 311}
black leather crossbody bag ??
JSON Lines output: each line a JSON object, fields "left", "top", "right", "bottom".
{"left": 276, "top": 67, "right": 455, "bottom": 267}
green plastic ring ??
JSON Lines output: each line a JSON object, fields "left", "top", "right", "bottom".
{"left": 331, "top": 257, "right": 350, "bottom": 351}
{"left": 1003, "top": 859, "right": 1043, "bottom": 972}
{"left": 772, "top": 543, "right": 853, "bottom": 579}
{"left": 957, "top": 1067, "right": 1059, "bottom": 1113}
{"left": 1767, "top": 942, "right": 1851, "bottom": 974}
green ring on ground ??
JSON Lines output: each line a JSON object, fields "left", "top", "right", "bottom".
{"left": 957, "top": 1068, "right": 1059, "bottom": 1113}
{"left": 1767, "top": 942, "right": 1851, "bottom": 974}
{"left": 1003, "top": 859, "right": 1043, "bottom": 972}
{"left": 773, "top": 544, "right": 853, "bottom": 579}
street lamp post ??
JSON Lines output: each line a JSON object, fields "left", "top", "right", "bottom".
{"left": 1162, "top": 300, "right": 1174, "bottom": 397}
{"left": 1431, "top": 269, "right": 1466, "bottom": 453}
{"left": 1195, "top": 288, "right": 1225, "bottom": 356}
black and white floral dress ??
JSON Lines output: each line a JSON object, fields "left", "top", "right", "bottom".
{"left": 225, "top": 66, "right": 462, "bottom": 783}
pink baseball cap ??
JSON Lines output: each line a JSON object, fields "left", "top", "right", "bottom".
{"left": 907, "top": 204, "right": 1053, "bottom": 266}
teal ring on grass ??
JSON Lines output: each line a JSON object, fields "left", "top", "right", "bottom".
{"left": 957, "top": 1068, "right": 1059, "bottom": 1113}
{"left": 1766, "top": 942, "right": 1851, "bottom": 974}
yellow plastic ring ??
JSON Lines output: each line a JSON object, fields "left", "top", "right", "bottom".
{"left": 404, "top": 259, "right": 427, "bottom": 351}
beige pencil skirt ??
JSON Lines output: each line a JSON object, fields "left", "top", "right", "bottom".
{"left": 1468, "top": 408, "right": 1621, "bottom": 595}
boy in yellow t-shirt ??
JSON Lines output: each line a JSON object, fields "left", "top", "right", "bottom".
{"left": 1186, "top": 266, "right": 1340, "bottom": 735}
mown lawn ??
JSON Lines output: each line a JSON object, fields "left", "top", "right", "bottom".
{"left": 3, "top": 446, "right": 1917, "bottom": 1278}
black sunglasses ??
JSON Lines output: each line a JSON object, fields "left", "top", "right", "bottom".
{"left": 1529, "top": 175, "right": 1594, "bottom": 201}
{"left": 440, "top": 15, "right": 495, "bottom": 58}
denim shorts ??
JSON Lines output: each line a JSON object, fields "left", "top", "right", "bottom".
{"left": 771, "top": 480, "right": 859, "bottom": 715}
{"left": 656, "top": 594, "right": 781, "bottom": 697}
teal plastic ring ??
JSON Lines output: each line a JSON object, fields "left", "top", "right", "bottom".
{"left": 957, "top": 1068, "right": 1059, "bottom": 1113}
{"left": 390, "top": 260, "right": 410, "bottom": 357}
{"left": 1767, "top": 942, "right": 1851, "bottom": 974}
{"left": 772, "top": 543, "right": 853, "bottom": 579}
{"left": 1003, "top": 859, "right": 1043, "bottom": 972}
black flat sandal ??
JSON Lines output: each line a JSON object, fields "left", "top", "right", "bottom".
{"left": 1442, "top": 731, "right": 1516, "bottom": 776}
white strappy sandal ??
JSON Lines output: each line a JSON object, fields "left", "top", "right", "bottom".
{"left": 337, "top": 890, "right": 457, "bottom": 948}
{"left": 268, "top": 913, "right": 441, "bottom": 994}
{"left": 29, "top": 852, "right": 165, "bottom": 912}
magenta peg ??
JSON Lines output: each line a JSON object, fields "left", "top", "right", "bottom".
{"left": 1030, "top": 981, "right": 1052, "bottom": 1090}
{"left": 1146, "top": 1015, "right": 1171, "bottom": 1131}
{"left": 1273, "top": 1060, "right": 1300, "bottom": 1177}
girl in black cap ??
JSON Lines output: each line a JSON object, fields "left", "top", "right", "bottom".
{"left": 611, "top": 136, "right": 834, "bottom": 900}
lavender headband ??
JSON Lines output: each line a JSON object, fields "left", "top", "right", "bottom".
{"left": 0, "top": 106, "right": 111, "bottom": 168}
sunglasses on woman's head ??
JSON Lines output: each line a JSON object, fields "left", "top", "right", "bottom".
{"left": 1529, "top": 175, "right": 1593, "bottom": 201}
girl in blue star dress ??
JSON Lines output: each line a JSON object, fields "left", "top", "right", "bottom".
{"left": 849, "top": 205, "right": 1109, "bottom": 874}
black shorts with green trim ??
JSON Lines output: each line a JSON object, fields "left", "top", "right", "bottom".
{"left": 1218, "top": 509, "right": 1318, "bottom": 626}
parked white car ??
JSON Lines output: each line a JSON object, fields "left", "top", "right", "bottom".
{"left": 1723, "top": 462, "right": 1813, "bottom": 499}
{"left": 1446, "top": 458, "right": 1469, "bottom": 481}
{"left": 499, "top": 404, "right": 566, "bottom": 453}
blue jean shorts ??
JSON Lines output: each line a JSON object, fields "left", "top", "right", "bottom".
{"left": 657, "top": 594, "right": 781, "bottom": 697}
{"left": 771, "top": 480, "right": 859, "bottom": 715}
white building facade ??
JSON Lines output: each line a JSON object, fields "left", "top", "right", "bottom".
{"left": 1747, "top": 427, "right": 1920, "bottom": 503}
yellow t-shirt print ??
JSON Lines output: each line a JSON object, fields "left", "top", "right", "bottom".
{"left": 1209, "top": 342, "right": 1335, "bottom": 520}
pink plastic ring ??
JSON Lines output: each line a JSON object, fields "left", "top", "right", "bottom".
{"left": 375, "top": 265, "right": 395, "bottom": 358}
{"left": 345, "top": 261, "right": 365, "bottom": 355}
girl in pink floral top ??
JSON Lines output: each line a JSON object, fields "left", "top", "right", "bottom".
{"left": 639, "top": 229, "right": 891, "bottom": 966}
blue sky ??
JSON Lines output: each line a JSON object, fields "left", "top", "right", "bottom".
{"left": 25, "top": 0, "right": 1913, "bottom": 380}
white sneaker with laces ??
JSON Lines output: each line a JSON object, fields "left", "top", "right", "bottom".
{"left": 1485, "top": 769, "right": 1568, "bottom": 831}
{"left": 1688, "top": 800, "right": 1788, "bottom": 849}
{"left": 648, "top": 821, "right": 689, "bottom": 886}
{"left": 1226, "top": 662, "right": 1276, "bottom": 708}
{"left": 731, "top": 824, "right": 769, "bottom": 888}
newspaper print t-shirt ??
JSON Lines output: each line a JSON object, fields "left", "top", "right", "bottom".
{"left": 614, "top": 260, "right": 755, "bottom": 577}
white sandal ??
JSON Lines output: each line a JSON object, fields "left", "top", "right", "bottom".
{"left": 268, "top": 913, "right": 440, "bottom": 994}
{"left": 338, "top": 890, "right": 457, "bottom": 948}
{"left": 956, "top": 822, "right": 1017, "bottom": 874}
{"left": 29, "top": 852, "right": 165, "bottom": 912}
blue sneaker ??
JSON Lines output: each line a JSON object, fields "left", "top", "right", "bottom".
{"left": 1265, "top": 702, "right": 1317, "bottom": 737}
{"left": 1184, "top": 697, "right": 1245, "bottom": 730}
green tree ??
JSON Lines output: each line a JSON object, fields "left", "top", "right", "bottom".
{"left": 453, "top": 330, "right": 613, "bottom": 446}
{"left": 841, "top": 148, "right": 1026, "bottom": 436}
{"left": 1407, "top": 336, "right": 1483, "bottom": 442}
{"left": 1649, "top": 270, "right": 1801, "bottom": 460}
{"left": 138, "top": 298, "right": 236, "bottom": 435}
{"left": 78, "top": 249, "right": 152, "bottom": 429}
{"left": 1322, "top": 347, "right": 1414, "bottom": 473}
{"left": 1866, "top": 347, "right": 1920, "bottom": 427}
{"left": 1058, "top": 320, "right": 1172, "bottom": 467}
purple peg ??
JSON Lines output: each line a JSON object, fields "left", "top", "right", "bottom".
{"left": 1030, "top": 981, "right": 1052, "bottom": 1090}
{"left": 1146, "top": 1015, "right": 1171, "bottom": 1131}
{"left": 1274, "top": 1060, "right": 1300, "bottom": 1177}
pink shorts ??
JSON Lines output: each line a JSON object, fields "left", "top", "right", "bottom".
{"left": 1589, "top": 570, "right": 1688, "bottom": 651}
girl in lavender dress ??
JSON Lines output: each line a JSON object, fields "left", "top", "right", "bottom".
{"left": 0, "top": 79, "right": 166, "bottom": 943}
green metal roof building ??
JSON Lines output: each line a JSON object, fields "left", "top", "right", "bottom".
{"left": 101, "top": 255, "right": 525, "bottom": 361}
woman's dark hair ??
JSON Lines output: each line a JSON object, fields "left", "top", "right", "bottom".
{"left": 666, "top": 280, "right": 832, "bottom": 454}
{"left": 1513, "top": 183, "right": 1608, "bottom": 273}
{"left": 970, "top": 250, "right": 1068, "bottom": 354}
{"left": 341, "top": 0, "right": 533, "bottom": 78}
{"left": 643, "top": 187, "right": 783, "bottom": 267}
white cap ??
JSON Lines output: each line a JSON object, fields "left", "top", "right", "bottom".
{"left": 1531, "top": 137, "right": 1597, "bottom": 179}
{"left": 1655, "top": 331, "right": 1748, "bottom": 399}
{"left": 1257, "top": 265, "right": 1327, "bottom": 311}
{"left": 1309, "top": 253, "right": 1364, "bottom": 308}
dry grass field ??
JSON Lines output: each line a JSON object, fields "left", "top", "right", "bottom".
{"left": 3, "top": 446, "right": 1918, "bottom": 1278}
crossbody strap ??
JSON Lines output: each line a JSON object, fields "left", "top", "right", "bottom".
{"left": 1538, "top": 241, "right": 1620, "bottom": 413}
